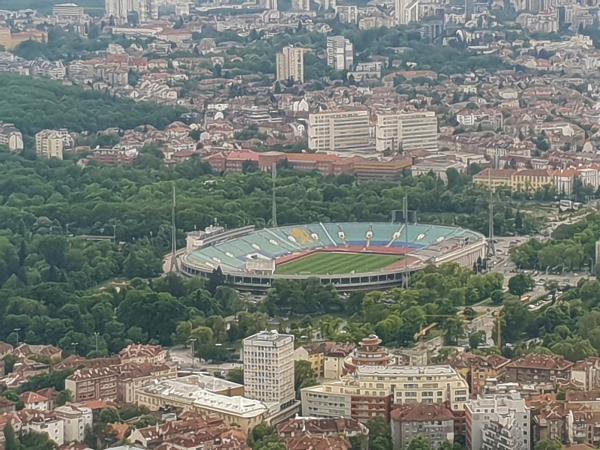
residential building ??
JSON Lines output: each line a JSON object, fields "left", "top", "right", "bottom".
{"left": 326, "top": 36, "right": 354, "bottom": 71}
{"left": 65, "top": 367, "right": 119, "bottom": 402}
{"left": 129, "top": 414, "right": 248, "bottom": 449}
{"left": 308, "top": 110, "right": 371, "bottom": 153}
{"left": 465, "top": 392, "right": 531, "bottom": 450}
{"left": 293, "top": 342, "right": 354, "bottom": 379}
{"left": 105, "top": 0, "right": 166, "bottom": 23}
{"left": 276, "top": 47, "right": 305, "bottom": 84}
{"left": 376, "top": 112, "right": 438, "bottom": 153}
{"left": 391, "top": 403, "right": 455, "bottom": 450}
{"left": 119, "top": 344, "right": 168, "bottom": 365}
{"left": 0, "top": 122, "right": 24, "bottom": 152}
{"left": 16, "top": 410, "right": 65, "bottom": 446}
{"left": 277, "top": 417, "right": 369, "bottom": 447}
{"left": 35, "top": 129, "right": 73, "bottom": 160}
{"left": 20, "top": 392, "right": 50, "bottom": 411}
{"left": 395, "top": 0, "right": 420, "bottom": 25}
{"left": 134, "top": 375, "right": 268, "bottom": 432}
{"left": 502, "top": 354, "right": 573, "bottom": 390}
{"left": 52, "top": 3, "right": 85, "bottom": 19}
{"left": 54, "top": 404, "right": 93, "bottom": 443}
{"left": 335, "top": 5, "right": 358, "bottom": 24}
{"left": 448, "top": 353, "right": 510, "bottom": 397}
{"left": 243, "top": 330, "right": 295, "bottom": 409}
{"left": 301, "top": 365, "right": 469, "bottom": 422}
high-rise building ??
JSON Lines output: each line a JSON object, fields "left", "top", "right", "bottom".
{"left": 260, "top": 0, "right": 278, "bottom": 9}
{"left": 465, "top": 392, "right": 531, "bottom": 450}
{"left": 276, "top": 47, "right": 305, "bottom": 84}
{"left": 395, "top": 0, "right": 420, "bottom": 25}
{"left": 105, "top": 0, "right": 165, "bottom": 23}
{"left": 308, "top": 110, "right": 371, "bottom": 153}
{"left": 326, "top": 36, "right": 354, "bottom": 71}
{"left": 376, "top": 111, "right": 438, "bottom": 153}
{"left": 243, "top": 331, "right": 295, "bottom": 409}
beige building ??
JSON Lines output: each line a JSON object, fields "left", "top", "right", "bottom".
{"left": 308, "top": 110, "right": 371, "bottom": 153}
{"left": 301, "top": 365, "right": 469, "bottom": 422}
{"left": 326, "top": 36, "right": 354, "bottom": 71}
{"left": 376, "top": 111, "right": 438, "bottom": 153}
{"left": 276, "top": 47, "right": 305, "bottom": 84}
{"left": 35, "top": 129, "right": 73, "bottom": 160}
{"left": 54, "top": 404, "right": 93, "bottom": 443}
{"left": 473, "top": 168, "right": 555, "bottom": 193}
{"left": 134, "top": 375, "right": 268, "bottom": 433}
{"left": 243, "top": 331, "right": 295, "bottom": 409}
{"left": 0, "top": 122, "right": 24, "bottom": 152}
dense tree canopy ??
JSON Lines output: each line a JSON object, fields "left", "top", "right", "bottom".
{"left": 0, "top": 75, "right": 184, "bottom": 136}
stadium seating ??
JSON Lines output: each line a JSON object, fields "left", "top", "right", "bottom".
{"left": 187, "top": 222, "right": 484, "bottom": 272}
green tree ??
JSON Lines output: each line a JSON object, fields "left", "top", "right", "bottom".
{"left": 508, "top": 274, "right": 534, "bottom": 296}
{"left": 534, "top": 439, "right": 562, "bottom": 450}
{"left": 407, "top": 436, "right": 433, "bottom": 450}
{"left": 56, "top": 389, "right": 72, "bottom": 406}
{"left": 469, "top": 331, "right": 486, "bottom": 349}
{"left": 4, "top": 424, "right": 20, "bottom": 450}
{"left": 227, "top": 368, "right": 244, "bottom": 385}
{"left": 366, "top": 417, "right": 392, "bottom": 450}
{"left": 294, "top": 360, "right": 317, "bottom": 399}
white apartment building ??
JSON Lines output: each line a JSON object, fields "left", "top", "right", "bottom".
{"left": 54, "top": 404, "right": 93, "bottom": 443}
{"left": 276, "top": 47, "right": 305, "bottom": 83}
{"left": 0, "top": 122, "right": 24, "bottom": 152}
{"left": 376, "top": 111, "right": 438, "bottom": 153}
{"left": 105, "top": 0, "right": 166, "bottom": 23}
{"left": 243, "top": 330, "right": 295, "bottom": 409}
{"left": 52, "top": 3, "right": 85, "bottom": 19}
{"left": 301, "top": 365, "right": 470, "bottom": 420}
{"left": 308, "top": 110, "right": 371, "bottom": 153}
{"left": 465, "top": 392, "right": 530, "bottom": 450}
{"left": 292, "top": 0, "right": 310, "bottom": 11}
{"left": 335, "top": 5, "right": 358, "bottom": 24}
{"left": 395, "top": 0, "right": 420, "bottom": 24}
{"left": 326, "top": 36, "right": 354, "bottom": 71}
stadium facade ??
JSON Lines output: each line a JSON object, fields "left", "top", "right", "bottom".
{"left": 178, "top": 222, "right": 487, "bottom": 292}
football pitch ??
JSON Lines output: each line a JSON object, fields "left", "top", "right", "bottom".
{"left": 276, "top": 252, "right": 403, "bottom": 275}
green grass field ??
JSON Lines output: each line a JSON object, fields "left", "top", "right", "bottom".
{"left": 276, "top": 252, "right": 403, "bottom": 275}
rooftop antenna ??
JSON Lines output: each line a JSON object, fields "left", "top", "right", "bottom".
{"left": 488, "top": 169, "right": 495, "bottom": 257}
{"left": 272, "top": 163, "right": 278, "bottom": 227}
{"left": 169, "top": 183, "right": 177, "bottom": 272}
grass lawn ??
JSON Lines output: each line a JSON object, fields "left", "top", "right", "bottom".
{"left": 276, "top": 252, "right": 403, "bottom": 275}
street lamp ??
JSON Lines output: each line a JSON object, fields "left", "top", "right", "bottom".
{"left": 188, "top": 338, "right": 197, "bottom": 369}
{"left": 93, "top": 332, "right": 100, "bottom": 354}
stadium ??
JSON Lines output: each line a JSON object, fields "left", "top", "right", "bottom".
{"left": 178, "top": 222, "right": 488, "bottom": 292}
